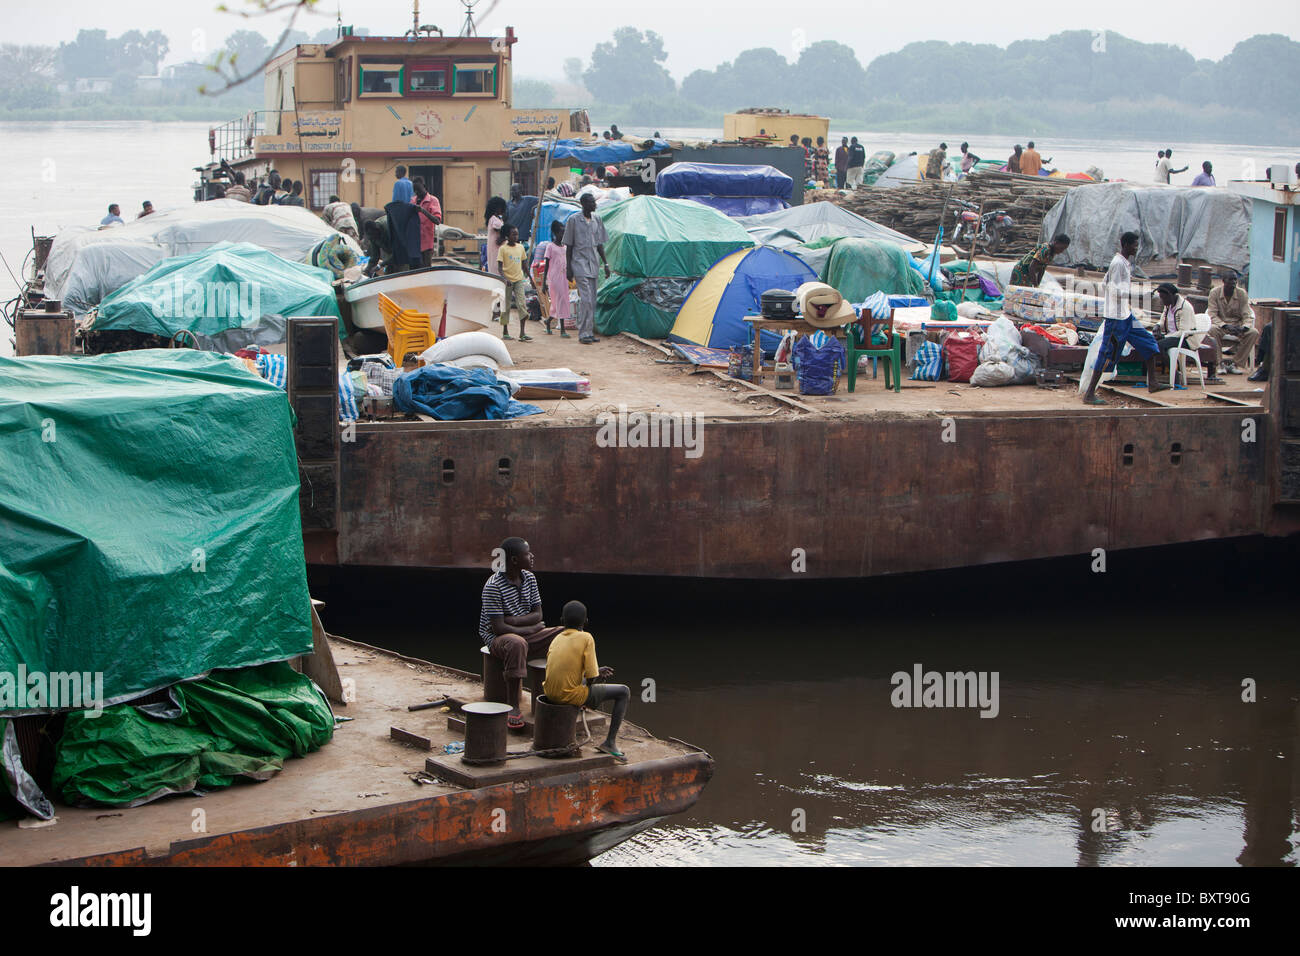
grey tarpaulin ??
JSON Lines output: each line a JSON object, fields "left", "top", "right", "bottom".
{"left": 45, "top": 200, "right": 364, "bottom": 316}
{"left": 1, "top": 719, "right": 54, "bottom": 820}
{"left": 632, "top": 277, "right": 698, "bottom": 314}
{"left": 1039, "top": 183, "right": 1251, "bottom": 272}
{"left": 736, "top": 202, "right": 920, "bottom": 252}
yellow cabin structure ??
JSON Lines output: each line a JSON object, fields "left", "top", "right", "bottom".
{"left": 723, "top": 111, "right": 829, "bottom": 146}
{"left": 206, "top": 26, "right": 585, "bottom": 236}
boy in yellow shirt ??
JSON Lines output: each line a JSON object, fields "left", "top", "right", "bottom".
{"left": 544, "top": 601, "right": 629, "bottom": 762}
{"left": 496, "top": 225, "right": 532, "bottom": 342}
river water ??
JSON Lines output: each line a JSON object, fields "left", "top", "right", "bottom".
{"left": 310, "top": 538, "right": 1300, "bottom": 867}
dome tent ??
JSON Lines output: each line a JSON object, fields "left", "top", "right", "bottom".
{"left": 595, "top": 196, "right": 753, "bottom": 338}
{"left": 668, "top": 246, "right": 817, "bottom": 350}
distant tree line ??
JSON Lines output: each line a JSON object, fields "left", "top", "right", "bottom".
{"left": 0, "top": 25, "right": 360, "bottom": 117}
{"left": 513, "top": 28, "right": 1300, "bottom": 142}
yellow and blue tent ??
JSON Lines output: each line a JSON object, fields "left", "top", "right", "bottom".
{"left": 668, "top": 246, "right": 816, "bottom": 350}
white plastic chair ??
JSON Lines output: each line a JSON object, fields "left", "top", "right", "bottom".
{"left": 1169, "top": 313, "right": 1212, "bottom": 389}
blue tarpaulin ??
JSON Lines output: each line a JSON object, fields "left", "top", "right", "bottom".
{"left": 392, "top": 365, "right": 542, "bottom": 420}
{"left": 656, "top": 163, "right": 792, "bottom": 217}
{"left": 539, "top": 138, "right": 671, "bottom": 165}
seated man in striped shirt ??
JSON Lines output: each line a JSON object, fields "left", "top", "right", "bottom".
{"left": 479, "top": 537, "right": 563, "bottom": 728}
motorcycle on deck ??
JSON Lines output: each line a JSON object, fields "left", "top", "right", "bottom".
{"left": 950, "top": 199, "right": 1014, "bottom": 254}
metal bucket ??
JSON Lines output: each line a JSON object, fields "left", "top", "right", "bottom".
{"left": 532, "top": 695, "right": 578, "bottom": 756}
{"left": 461, "top": 701, "right": 512, "bottom": 765}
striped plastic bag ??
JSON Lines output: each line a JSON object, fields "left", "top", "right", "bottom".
{"left": 911, "top": 339, "right": 944, "bottom": 381}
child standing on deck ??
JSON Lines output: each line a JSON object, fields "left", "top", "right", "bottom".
{"left": 544, "top": 601, "right": 630, "bottom": 762}
{"left": 497, "top": 226, "right": 532, "bottom": 341}
{"left": 541, "top": 220, "right": 571, "bottom": 337}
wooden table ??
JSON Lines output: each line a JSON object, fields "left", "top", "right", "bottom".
{"left": 742, "top": 316, "right": 848, "bottom": 384}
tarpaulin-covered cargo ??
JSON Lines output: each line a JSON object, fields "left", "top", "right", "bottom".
{"left": 596, "top": 196, "right": 754, "bottom": 338}
{"left": 53, "top": 662, "right": 333, "bottom": 808}
{"left": 44, "top": 199, "right": 363, "bottom": 316}
{"left": 655, "top": 162, "right": 793, "bottom": 217}
{"left": 0, "top": 349, "right": 313, "bottom": 715}
{"left": 89, "top": 242, "right": 342, "bottom": 351}
{"left": 812, "top": 236, "right": 929, "bottom": 303}
{"left": 515, "top": 137, "right": 671, "bottom": 165}
{"left": 601, "top": 196, "right": 754, "bottom": 278}
{"left": 736, "top": 202, "right": 920, "bottom": 271}
{"left": 875, "top": 153, "right": 921, "bottom": 189}
{"left": 1039, "top": 182, "right": 1251, "bottom": 271}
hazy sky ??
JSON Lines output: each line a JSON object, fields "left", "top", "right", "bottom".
{"left": 19, "top": 0, "right": 1300, "bottom": 80}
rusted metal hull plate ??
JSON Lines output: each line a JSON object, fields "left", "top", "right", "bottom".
{"left": 331, "top": 412, "right": 1269, "bottom": 579}
{"left": 46, "top": 753, "right": 712, "bottom": 867}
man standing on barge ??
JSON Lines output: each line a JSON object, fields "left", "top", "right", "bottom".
{"left": 564, "top": 192, "right": 611, "bottom": 345}
{"left": 479, "top": 538, "right": 564, "bottom": 730}
{"left": 1082, "top": 230, "right": 1168, "bottom": 405}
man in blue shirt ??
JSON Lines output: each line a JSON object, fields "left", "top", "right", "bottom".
{"left": 392, "top": 165, "right": 414, "bottom": 204}
{"left": 100, "top": 204, "right": 124, "bottom": 226}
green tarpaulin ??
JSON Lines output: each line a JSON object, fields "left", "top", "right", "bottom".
{"left": 601, "top": 196, "right": 753, "bottom": 278}
{"left": 596, "top": 275, "right": 676, "bottom": 338}
{"left": 54, "top": 662, "right": 333, "bottom": 807}
{"left": 811, "top": 236, "right": 929, "bottom": 303}
{"left": 596, "top": 196, "right": 752, "bottom": 337}
{"left": 0, "top": 349, "right": 313, "bottom": 715}
{"left": 89, "top": 242, "right": 341, "bottom": 349}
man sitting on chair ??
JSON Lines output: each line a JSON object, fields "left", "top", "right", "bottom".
{"left": 1154, "top": 283, "right": 1217, "bottom": 384}
{"left": 478, "top": 537, "right": 563, "bottom": 729}
{"left": 544, "top": 601, "right": 630, "bottom": 763}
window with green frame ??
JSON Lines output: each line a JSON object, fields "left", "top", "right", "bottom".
{"left": 452, "top": 63, "right": 496, "bottom": 96}
{"left": 359, "top": 63, "right": 404, "bottom": 96}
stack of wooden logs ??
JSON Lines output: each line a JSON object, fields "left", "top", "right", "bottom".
{"left": 807, "top": 171, "right": 1089, "bottom": 260}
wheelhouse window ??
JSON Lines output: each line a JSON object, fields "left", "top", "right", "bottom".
{"left": 309, "top": 170, "right": 339, "bottom": 211}
{"left": 1273, "top": 208, "right": 1287, "bottom": 262}
{"left": 408, "top": 59, "right": 449, "bottom": 96}
{"left": 453, "top": 62, "right": 496, "bottom": 96}
{"left": 359, "top": 62, "right": 404, "bottom": 97}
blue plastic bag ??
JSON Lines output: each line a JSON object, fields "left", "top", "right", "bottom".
{"left": 793, "top": 335, "right": 847, "bottom": 395}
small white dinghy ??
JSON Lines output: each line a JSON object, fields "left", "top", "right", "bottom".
{"left": 345, "top": 264, "right": 506, "bottom": 337}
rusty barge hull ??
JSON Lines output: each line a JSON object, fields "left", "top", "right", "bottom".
{"left": 52, "top": 755, "right": 712, "bottom": 867}
{"left": 313, "top": 407, "right": 1280, "bottom": 580}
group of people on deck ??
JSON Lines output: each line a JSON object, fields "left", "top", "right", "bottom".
{"left": 479, "top": 538, "right": 630, "bottom": 761}
{"left": 483, "top": 186, "right": 610, "bottom": 345}
{"left": 1074, "top": 232, "right": 1271, "bottom": 405}
{"left": 1008, "top": 230, "right": 1270, "bottom": 406}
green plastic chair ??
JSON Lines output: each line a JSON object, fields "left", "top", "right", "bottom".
{"left": 846, "top": 311, "right": 903, "bottom": 393}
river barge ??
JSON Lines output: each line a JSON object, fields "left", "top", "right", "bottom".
{"left": 281, "top": 310, "right": 1300, "bottom": 580}
{"left": 0, "top": 634, "right": 711, "bottom": 866}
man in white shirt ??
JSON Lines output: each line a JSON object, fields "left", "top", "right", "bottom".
{"left": 1082, "top": 231, "right": 1168, "bottom": 405}
{"left": 1154, "top": 282, "right": 1219, "bottom": 385}
{"left": 1154, "top": 148, "right": 1187, "bottom": 184}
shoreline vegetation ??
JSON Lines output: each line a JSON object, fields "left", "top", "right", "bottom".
{"left": 3, "top": 27, "right": 1296, "bottom": 147}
